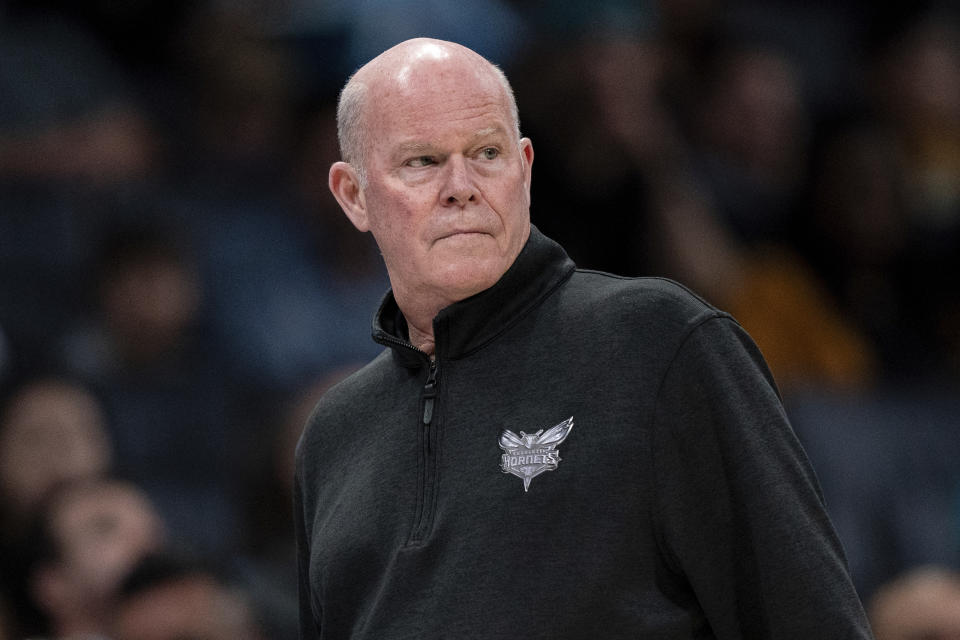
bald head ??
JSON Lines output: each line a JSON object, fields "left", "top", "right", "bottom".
{"left": 327, "top": 37, "right": 534, "bottom": 346}
{"left": 336, "top": 38, "right": 520, "bottom": 185}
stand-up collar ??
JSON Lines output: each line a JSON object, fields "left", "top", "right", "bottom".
{"left": 372, "top": 225, "right": 576, "bottom": 367}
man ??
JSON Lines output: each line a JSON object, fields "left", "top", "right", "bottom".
{"left": 296, "top": 37, "right": 874, "bottom": 638}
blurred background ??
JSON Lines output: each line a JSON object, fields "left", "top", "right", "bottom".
{"left": 0, "top": 0, "right": 958, "bottom": 638}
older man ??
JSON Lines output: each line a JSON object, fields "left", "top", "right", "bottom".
{"left": 295, "top": 38, "right": 874, "bottom": 639}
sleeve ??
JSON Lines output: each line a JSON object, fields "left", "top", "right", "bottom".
{"left": 651, "top": 315, "right": 875, "bottom": 639}
{"left": 294, "top": 458, "right": 322, "bottom": 640}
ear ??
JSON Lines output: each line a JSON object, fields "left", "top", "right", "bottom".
{"left": 519, "top": 137, "right": 534, "bottom": 202}
{"left": 329, "top": 161, "right": 370, "bottom": 232}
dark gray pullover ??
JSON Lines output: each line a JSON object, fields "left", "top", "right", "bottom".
{"left": 295, "top": 226, "right": 874, "bottom": 639}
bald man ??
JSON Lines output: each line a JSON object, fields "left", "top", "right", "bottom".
{"left": 295, "top": 38, "right": 874, "bottom": 639}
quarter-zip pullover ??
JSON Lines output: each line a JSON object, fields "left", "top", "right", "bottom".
{"left": 295, "top": 226, "right": 874, "bottom": 639}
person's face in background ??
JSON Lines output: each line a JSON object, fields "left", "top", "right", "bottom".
{"left": 110, "top": 573, "right": 263, "bottom": 640}
{"left": 31, "top": 480, "right": 166, "bottom": 628}
{"left": 100, "top": 253, "right": 201, "bottom": 364}
{"left": 0, "top": 381, "right": 112, "bottom": 524}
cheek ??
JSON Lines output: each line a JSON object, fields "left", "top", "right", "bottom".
{"left": 486, "top": 179, "right": 530, "bottom": 231}
{"left": 366, "top": 188, "right": 431, "bottom": 251}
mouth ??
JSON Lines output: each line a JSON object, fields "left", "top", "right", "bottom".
{"left": 435, "top": 230, "right": 491, "bottom": 242}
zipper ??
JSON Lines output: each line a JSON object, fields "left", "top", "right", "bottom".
{"left": 373, "top": 328, "right": 442, "bottom": 546}
{"left": 422, "top": 360, "right": 438, "bottom": 425}
{"left": 408, "top": 359, "right": 440, "bottom": 545}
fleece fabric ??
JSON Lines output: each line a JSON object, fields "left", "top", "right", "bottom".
{"left": 295, "top": 226, "right": 874, "bottom": 639}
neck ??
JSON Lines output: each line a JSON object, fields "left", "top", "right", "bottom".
{"left": 392, "top": 286, "right": 451, "bottom": 358}
{"left": 406, "top": 321, "right": 436, "bottom": 357}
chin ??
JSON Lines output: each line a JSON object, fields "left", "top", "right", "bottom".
{"left": 433, "top": 254, "right": 509, "bottom": 300}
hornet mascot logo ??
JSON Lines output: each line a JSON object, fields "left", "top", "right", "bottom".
{"left": 499, "top": 417, "right": 574, "bottom": 491}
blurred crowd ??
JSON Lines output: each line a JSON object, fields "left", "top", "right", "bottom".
{"left": 0, "top": 0, "right": 958, "bottom": 638}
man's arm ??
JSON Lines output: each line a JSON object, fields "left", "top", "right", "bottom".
{"left": 294, "top": 463, "right": 322, "bottom": 640}
{"left": 651, "top": 315, "right": 874, "bottom": 638}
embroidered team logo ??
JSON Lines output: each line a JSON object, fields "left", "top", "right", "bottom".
{"left": 499, "top": 417, "right": 574, "bottom": 492}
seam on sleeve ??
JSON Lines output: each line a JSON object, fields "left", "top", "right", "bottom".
{"left": 646, "top": 311, "right": 733, "bottom": 574}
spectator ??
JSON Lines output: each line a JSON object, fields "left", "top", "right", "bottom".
{"left": 804, "top": 8, "right": 960, "bottom": 381}
{"left": 0, "top": 3, "right": 956, "bottom": 638}
{"left": 0, "top": 377, "right": 112, "bottom": 542}
{"left": 26, "top": 477, "right": 166, "bottom": 638}
{"left": 868, "top": 566, "right": 960, "bottom": 640}
{"left": 688, "top": 40, "right": 810, "bottom": 247}
{"left": 178, "top": 96, "right": 390, "bottom": 392}
{"left": 61, "top": 222, "right": 203, "bottom": 377}
{"left": 110, "top": 553, "right": 265, "bottom": 640}
{"left": 511, "top": 30, "right": 668, "bottom": 276}
{"left": 60, "top": 222, "right": 245, "bottom": 559}
{"left": 235, "top": 363, "right": 364, "bottom": 640}
{"left": 0, "top": 7, "right": 160, "bottom": 375}
{"left": 0, "top": 376, "right": 114, "bottom": 634}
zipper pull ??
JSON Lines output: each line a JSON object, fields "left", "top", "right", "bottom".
{"left": 422, "top": 361, "right": 438, "bottom": 425}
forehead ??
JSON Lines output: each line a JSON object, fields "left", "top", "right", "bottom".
{"left": 366, "top": 56, "right": 512, "bottom": 145}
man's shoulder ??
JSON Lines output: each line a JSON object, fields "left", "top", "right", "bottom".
{"left": 297, "top": 351, "right": 394, "bottom": 440}
{"left": 312, "top": 350, "right": 395, "bottom": 412}
{"left": 295, "top": 350, "right": 407, "bottom": 473}
{"left": 563, "top": 270, "right": 723, "bottom": 325}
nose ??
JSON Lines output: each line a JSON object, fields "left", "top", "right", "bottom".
{"left": 441, "top": 155, "right": 477, "bottom": 207}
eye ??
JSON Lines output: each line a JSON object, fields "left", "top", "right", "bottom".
{"left": 406, "top": 156, "right": 436, "bottom": 168}
{"left": 480, "top": 147, "right": 500, "bottom": 160}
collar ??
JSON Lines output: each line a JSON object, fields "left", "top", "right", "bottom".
{"left": 372, "top": 225, "right": 576, "bottom": 367}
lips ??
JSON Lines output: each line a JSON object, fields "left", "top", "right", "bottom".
{"left": 440, "top": 230, "right": 487, "bottom": 238}
{"left": 429, "top": 216, "right": 498, "bottom": 245}
{"left": 434, "top": 229, "right": 492, "bottom": 243}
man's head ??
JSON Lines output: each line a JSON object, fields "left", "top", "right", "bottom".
{"left": 328, "top": 38, "right": 534, "bottom": 331}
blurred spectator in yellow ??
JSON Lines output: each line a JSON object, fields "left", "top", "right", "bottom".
{"left": 26, "top": 477, "right": 166, "bottom": 639}
{"left": 513, "top": 27, "right": 878, "bottom": 392}
{"left": 877, "top": 12, "right": 960, "bottom": 232}
{"left": 798, "top": 7, "right": 960, "bottom": 383}
{"left": 644, "top": 39, "right": 877, "bottom": 391}
{"left": 870, "top": 9, "right": 960, "bottom": 378}
{"left": 647, "top": 173, "right": 878, "bottom": 392}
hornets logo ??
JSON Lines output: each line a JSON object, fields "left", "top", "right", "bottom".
{"left": 498, "top": 417, "right": 574, "bottom": 492}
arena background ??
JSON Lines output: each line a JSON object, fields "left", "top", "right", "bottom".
{"left": 1, "top": 0, "right": 958, "bottom": 637}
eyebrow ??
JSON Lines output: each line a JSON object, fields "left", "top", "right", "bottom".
{"left": 470, "top": 126, "right": 508, "bottom": 140}
{"left": 394, "top": 126, "right": 511, "bottom": 157}
{"left": 395, "top": 142, "right": 436, "bottom": 156}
